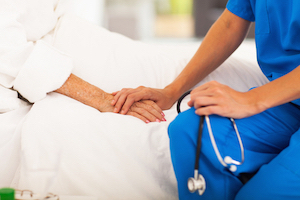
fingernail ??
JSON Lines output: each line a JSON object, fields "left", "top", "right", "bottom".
{"left": 146, "top": 120, "right": 150, "bottom": 123}
{"left": 113, "top": 108, "right": 118, "bottom": 113}
{"left": 162, "top": 117, "right": 167, "bottom": 122}
{"left": 156, "top": 119, "right": 161, "bottom": 123}
{"left": 121, "top": 110, "right": 126, "bottom": 114}
{"left": 161, "top": 112, "right": 165, "bottom": 117}
{"left": 111, "top": 100, "right": 115, "bottom": 104}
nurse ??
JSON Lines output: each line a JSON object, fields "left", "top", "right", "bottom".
{"left": 112, "top": 0, "right": 300, "bottom": 199}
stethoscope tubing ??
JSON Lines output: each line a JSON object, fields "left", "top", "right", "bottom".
{"left": 177, "top": 90, "right": 245, "bottom": 171}
{"left": 177, "top": 90, "right": 245, "bottom": 195}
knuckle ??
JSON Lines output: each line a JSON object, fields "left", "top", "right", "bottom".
{"left": 207, "top": 107, "right": 218, "bottom": 115}
{"left": 128, "top": 111, "right": 143, "bottom": 120}
{"left": 141, "top": 103, "right": 150, "bottom": 109}
{"left": 127, "top": 111, "right": 136, "bottom": 117}
{"left": 212, "top": 87, "right": 222, "bottom": 94}
{"left": 138, "top": 86, "right": 145, "bottom": 89}
{"left": 134, "top": 102, "right": 142, "bottom": 107}
{"left": 133, "top": 107, "right": 142, "bottom": 114}
{"left": 210, "top": 80, "right": 219, "bottom": 85}
{"left": 148, "top": 100, "right": 155, "bottom": 105}
{"left": 141, "top": 99, "right": 150, "bottom": 104}
{"left": 139, "top": 108, "right": 148, "bottom": 115}
{"left": 127, "top": 93, "right": 136, "bottom": 99}
{"left": 130, "top": 103, "right": 137, "bottom": 109}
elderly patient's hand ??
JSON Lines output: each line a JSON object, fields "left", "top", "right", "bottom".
{"left": 55, "top": 74, "right": 165, "bottom": 123}
{"left": 128, "top": 100, "right": 166, "bottom": 123}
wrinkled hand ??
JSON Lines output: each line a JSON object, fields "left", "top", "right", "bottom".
{"left": 55, "top": 74, "right": 165, "bottom": 123}
{"left": 111, "top": 86, "right": 176, "bottom": 115}
{"left": 188, "top": 81, "right": 263, "bottom": 119}
{"left": 127, "top": 100, "right": 166, "bottom": 123}
{"left": 101, "top": 93, "right": 166, "bottom": 123}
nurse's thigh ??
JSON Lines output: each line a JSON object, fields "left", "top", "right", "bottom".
{"left": 235, "top": 130, "right": 300, "bottom": 200}
{"left": 234, "top": 102, "right": 300, "bottom": 155}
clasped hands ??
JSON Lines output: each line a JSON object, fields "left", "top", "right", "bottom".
{"left": 111, "top": 81, "right": 264, "bottom": 122}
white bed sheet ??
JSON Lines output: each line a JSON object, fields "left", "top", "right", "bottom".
{"left": 0, "top": 13, "right": 269, "bottom": 200}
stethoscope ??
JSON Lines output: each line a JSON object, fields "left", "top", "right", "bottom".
{"left": 177, "top": 90, "right": 245, "bottom": 196}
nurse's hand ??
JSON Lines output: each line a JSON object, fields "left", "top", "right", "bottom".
{"left": 111, "top": 86, "right": 175, "bottom": 117}
{"left": 103, "top": 93, "right": 165, "bottom": 123}
{"left": 188, "top": 81, "right": 265, "bottom": 119}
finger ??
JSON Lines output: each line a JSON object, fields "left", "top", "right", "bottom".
{"left": 187, "top": 99, "right": 194, "bottom": 107}
{"left": 190, "top": 89, "right": 214, "bottom": 99}
{"left": 144, "top": 101, "right": 165, "bottom": 121}
{"left": 111, "top": 91, "right": 120, "bottom": 96}
{"left": 127, "top": 111, "right": 149, "bottom": 123}
{"left": 137, "top": 101, "right": 166, "bottom": 121}
{"left": 188, "top": 92, "right": 213, "bottom": 107}
{"left": 130, "top": 101, "right": 166, "bottom": 122}
{"left": 115, "top": 87, "right": 156, "bottom": 114}
{"left": 113, "top": 90, "right": 136, "bottom": 113}
{"left": 191, "top": 81, "right": 223, "bottom": 95}
{"left": 129, "top": 106, "right": 158, "bottom": 122}
{"left": 115, "top": 97, "right": 135, "bottom": 114}
{"left": 148, "top": 102, "right": 164, "bottom": 120}
{"left": 111, "top": 88, "right": 130, "bottom": 106}
{"left": 194, "top": 105, "right": 220, "bottom": 116}
{"left": 113, "top": 88, "right": 144, "bottom": 113}
{"left": 113, "top": 95, "right": 130, "bottom": 113}
{"left": 193, "top": 96, "right": 219, "bottom": 109}
{"left": 191, "top": 82, "right": 211, "bottom": 93}
{"left": 111, "top": 91, "right": 122, "bottom": 106}
{"left": 118, "top": 93, "right": 146, "bottom": 114}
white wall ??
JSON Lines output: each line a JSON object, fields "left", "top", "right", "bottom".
{"left": 69, "top": 0, "right": 155, "bottom": 40}
{"left": 105, "top": 0, "right": 155, "bottom": 40}
{"left": 69, "top": 0, "right": 105, "bottom": 26}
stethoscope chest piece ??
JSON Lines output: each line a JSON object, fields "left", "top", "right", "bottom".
{"left": 188, "top": 170, "right": 206, "bottom": 195}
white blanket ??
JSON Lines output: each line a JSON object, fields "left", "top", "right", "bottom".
{"left": 1, "top": 14, "right": 269, "bottom": 200}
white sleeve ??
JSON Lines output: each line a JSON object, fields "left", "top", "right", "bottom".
{"left": 0, "top": 0, "right": 73, "bottom": 105}
{"left": 13, "top": 40, "right": 73, "bottom": 103}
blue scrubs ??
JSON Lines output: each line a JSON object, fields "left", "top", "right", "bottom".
{"left": 169, "top": 0, "right": 300, "bottom": 199}
{"left": 235, "top": 130, "right": 300, "bottom": 200}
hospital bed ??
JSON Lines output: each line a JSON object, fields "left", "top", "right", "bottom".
{"left": 0, "top": 14, "right": 268, "bottom": 200}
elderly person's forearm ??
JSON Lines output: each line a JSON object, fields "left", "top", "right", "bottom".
{"left": 55, "top": 74, "right": 113, "bottom": 112}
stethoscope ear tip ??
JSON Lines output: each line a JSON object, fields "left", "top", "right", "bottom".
{"left": 229, "top": 165, "right": 237, "bottom": 172}
{"left": 224, "top": 156, "right": 233, "bottom": 164}
{"left": 224, "top": 156, "right": 238, "bottom": 172}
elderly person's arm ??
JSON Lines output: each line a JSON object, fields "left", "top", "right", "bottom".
{"left": 55, "top": 74, "right": 165, "bottom": 123}
{"left": 0, "top": 1, "right": 164, "bottom": 123}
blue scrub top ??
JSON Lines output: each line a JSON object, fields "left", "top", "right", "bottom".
{"left": 226, "top": 0, "right": 300, "bottom": 106}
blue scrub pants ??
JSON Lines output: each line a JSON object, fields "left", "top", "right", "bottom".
{"left": 168, "top": 103, "right": 300, "bottom": 200}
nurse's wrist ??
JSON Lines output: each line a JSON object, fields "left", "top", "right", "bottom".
{"left": 161, "top": 86, "right": 180, "bottom": 109}
{"left": 245, "top": 89, "right": 269, "bottom": 115}
{"left": 164, "top": 84, "right": 187, "bottom": 106}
